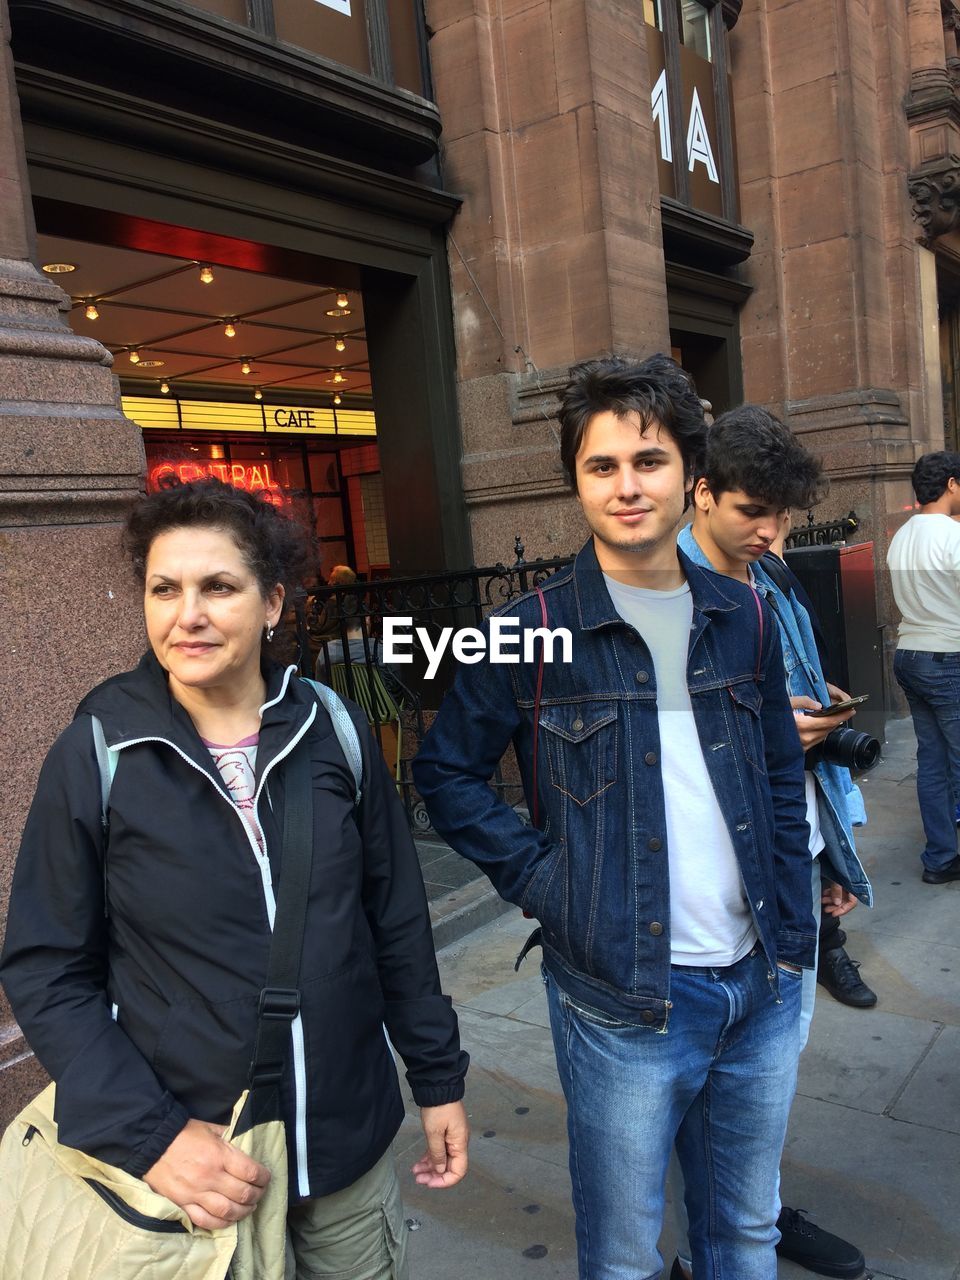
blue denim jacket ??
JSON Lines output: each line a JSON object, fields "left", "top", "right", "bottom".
{"left": 413, "top": 540, "right": 817, "bottom": 1028}
{"left": 678, "top": 527, "right": 873, "bottom": 907}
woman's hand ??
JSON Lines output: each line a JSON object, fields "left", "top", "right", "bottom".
{"left": 411, "top": 1101, "right": 469, "bottom": 1189}
{"left": 790, "top": 695, "right": 855, "bottom": 750}
{"left": 143, "top": 1118, "right": 271, "bottom": 1230}
{"left": 821, "top": 879, "right": 858, "bottom": 918}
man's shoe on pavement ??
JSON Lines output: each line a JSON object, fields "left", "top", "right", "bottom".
{"left": 816, "top": 947, "right": 878, "bottom": 1008}
{"left": 922, "top": 854, "right": 960, "bottom": 884}
{"left": 776, "top": 1207, "right": 866, "bottom": 1277}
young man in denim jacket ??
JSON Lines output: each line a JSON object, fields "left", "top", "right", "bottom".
{"left": 678, "top": 404, "right": 874, "bottom": 1280}
{"left": 414, "top": 356, "right": 815, "bottom": 1280}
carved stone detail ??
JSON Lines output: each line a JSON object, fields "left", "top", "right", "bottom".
{"left": 908, "top": 156, "right": 960, "bottom": 239}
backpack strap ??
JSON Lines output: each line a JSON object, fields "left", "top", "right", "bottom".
{"left": 751, "top": 586, "right": 764, "bottom": 682}
{"left": 90, "top": 715, "right": 120, "bottom": 920}
{"left": 90, "top": 715, "right": 119, "bottom": 837}
{"left": 302, "top": 678, "right": 363, "bottom": 807}
{"left": 531, "top": 587, "right": 548, "bottom": 829}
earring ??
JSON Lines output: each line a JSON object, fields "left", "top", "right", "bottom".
{"left": 265, "top": 624, "right": 275, "bottom": 643}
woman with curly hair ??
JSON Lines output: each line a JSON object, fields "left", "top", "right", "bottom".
{"left": 1, "top": 479, "right": 468, "bottom": 1278}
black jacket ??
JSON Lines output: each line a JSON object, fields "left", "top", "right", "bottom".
{"left": 0, "top": 654, "right": 467, "bottom": 1199}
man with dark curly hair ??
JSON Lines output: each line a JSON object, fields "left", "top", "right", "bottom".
{"left": 677, "top": 404, "right": 873, "bottom": 1280}
{"left": 888, "top": 450, "right": 960, "bottom": 883}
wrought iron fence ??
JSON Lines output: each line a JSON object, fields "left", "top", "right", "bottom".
{"left": 293, "top": 539, "right": 574, "bottom": 830}
{"left": 293, "top": 513, "right": 860, "bottom": 831}
{"left": 785, "top": 510, "right": 859, "bottom": 548}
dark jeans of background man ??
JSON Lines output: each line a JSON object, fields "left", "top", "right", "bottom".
{"left": 893, "top": 649, "right": 960, "bottom": 872}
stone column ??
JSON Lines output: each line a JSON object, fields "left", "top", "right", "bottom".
{"left": 729, "top": 0, "right": 924, "bottom": 681}
{"left": 0, "top": 0, "right": 144, "bottom": 1125}
{"left": 907, "top": 0, "right": 951, "bottom": 101}
{"left": 905, "top": 0, "right": 960, "bottom": 243}
{"left": 426, "top": 0, "right": 671, "bottom": 563}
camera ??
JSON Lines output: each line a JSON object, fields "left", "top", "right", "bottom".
{"left": 807, "top": 726, "right": 882, "bottom": 773}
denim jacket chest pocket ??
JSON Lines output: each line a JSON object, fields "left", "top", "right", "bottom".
{"left": 725, "top": 679, "right": 765, "bottom": 772}
{"left": 539, "top": 703, "right": 618, "bottom": 806}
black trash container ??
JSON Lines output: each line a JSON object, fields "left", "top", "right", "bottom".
{"left": 784, "top": 542, "right": 886, "bottom": 747}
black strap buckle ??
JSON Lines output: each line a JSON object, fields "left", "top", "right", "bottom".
{"left": 248, "top": 1062, "right": 285, "bottom": 1088}
{"left": 258, "top": 987, "right": 301, "bottom": 1019}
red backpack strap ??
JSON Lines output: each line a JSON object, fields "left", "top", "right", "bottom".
{"left": 751, "top": 586, "right": 764, "bottom": 681}
{"left": 531, "top": 586, "right": 548, "bottom": 827}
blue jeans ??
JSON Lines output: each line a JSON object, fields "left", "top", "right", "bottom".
{"left": 545, "top": 947, "right": 802, "bottom": 1280}
{"left": 894, "top": 649, "right": 960, "bottom": 870}
{"left": 673, "top": 858, "right": 820, "bottom": 1272}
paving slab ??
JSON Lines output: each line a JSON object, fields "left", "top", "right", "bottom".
{"left": 780, "top": 1094, "right": 960, "bottom": 1280}
{"left": 839, "top": 929, "right": 960, "bottom": 1026}
{"left": 396, "top": 1109, "right": 579, "bottom": 1280}
{"left": 890, "top": 1023, "right": 960, "bottom": 1136}
{"left": 797, "top": 997, "right": 940, "bottom": 1113}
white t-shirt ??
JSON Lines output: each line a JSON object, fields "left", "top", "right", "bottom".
{"left": 887, "top": 513, "right": 960, "bottom": 651}
{"left": 604, "top": 576, "right": 757, "bottom": 967}
{"left": 204, "top": 734, "right": 264, "bottom": 853}
{"left": 803, "top": 772, "right": 826, "bottom": 858}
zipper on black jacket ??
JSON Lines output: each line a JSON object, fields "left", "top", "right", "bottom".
{"left": 108, "top": 685, "right": 318, "bottom": 1199}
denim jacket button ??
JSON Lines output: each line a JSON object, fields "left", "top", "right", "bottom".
{"left": 649, "top": 921, "right": 664, "bottom": 936}
{"left": 572, "top": 718, "right": 584, "bottom": 731}
{"left": 642, "top": 1010, "right": 655, "bottom": 1023}
{"left": 644, "top": 751, "right": 657, "bottom": 765}
{"left": 636, "top": 670, "right": 650, "bottom": 684}
{"left": 624, "top": 632, "right": 637, "bottom": 644}
{"left": 648, "top": 837, "right": 662, "bottom": 851}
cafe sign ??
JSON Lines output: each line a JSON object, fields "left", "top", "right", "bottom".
{"left": 123, "top": 396, "right": 377, "bottom": 438}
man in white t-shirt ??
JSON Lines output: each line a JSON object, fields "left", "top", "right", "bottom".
{"left": 887, "top": 451, "right": 960, "bottom": 882}
{"left": 678, "top": 406, "right": 873, "bottom": 1280}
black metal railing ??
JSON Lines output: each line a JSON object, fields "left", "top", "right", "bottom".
{"left": 785, "top": 511, "right": 859, "bottom": 549}
{"left": 292, "top": 513, "right": 861, "bottom": 831}
{"left": 294, "top": 539, "right": 574, "bottom": 830}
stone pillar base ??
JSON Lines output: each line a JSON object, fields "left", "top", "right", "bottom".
{"left": 0, "top": 256, "right": 145, "bottom": 1126}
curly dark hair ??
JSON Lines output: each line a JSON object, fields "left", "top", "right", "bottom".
{"left": 124, "top": 479, "right": 310, "bottom": 596}
{"left": 558, "top": 354, "right": 707, "bottom": 494}
{"left": 911, "top": 451, "right": 960, "bottom": 505}
{"left": 702, "top": 405, "right": 828, "bottom": 510}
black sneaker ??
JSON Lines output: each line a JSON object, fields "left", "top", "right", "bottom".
{"left": 816, "top": 947, "right": 878, "bottom": 1008}
{"left": 776, "top": 1206, "right": 866, "bottom": 1277}
{"left": 922, "top": 854, "right": 960, "bottom": 884}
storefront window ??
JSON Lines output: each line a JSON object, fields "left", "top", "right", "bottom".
{"left": 142, "top": 434, "right": 387, "bottom": 583}
{"left": 680, "top": 1, "right": 711, "bottom": 61}
{"left": 309, "top": 452, "right": 340, "bottom": 494}
{"left": 274, "top": 0, "right": 372, "bottom": 77}
{"left": 646, "top": 0, "right": 737, "bottom": 222}
{"left": 183, "top": 0, "right": 249, "bottom": 25}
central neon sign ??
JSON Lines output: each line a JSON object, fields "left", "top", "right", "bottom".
{"left": 148, "top": 461, "right": 285, "bottom": 503}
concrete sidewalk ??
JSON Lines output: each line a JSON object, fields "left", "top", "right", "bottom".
{"left": 395, "top": 717, "right": 960, "bottom": 1279}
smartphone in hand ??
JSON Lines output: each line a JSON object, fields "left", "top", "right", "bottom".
{"left": 804, "top": 694, "right": 869, "bottom": 718}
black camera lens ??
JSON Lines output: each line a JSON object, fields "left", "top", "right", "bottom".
{"left": 818, "top": 726, "right": 882, "bottom": 772}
